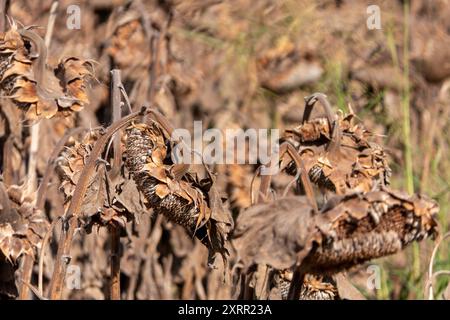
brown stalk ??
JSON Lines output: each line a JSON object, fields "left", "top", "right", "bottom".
{"left": 302, "top": 92, "right": 341, "bottom": 154}
{"left": 48, "top": 108, "right": 147, "bottom": 299}
{"left": 109, "top": 223, "right": 121, "bottom": 300}
{"left": 18, "top": 254, "right": 34, "bottom": 300}
{"left": 19, "top": 1, "right": 59, "bottom": 299}
{"left": 110, "top": 69, "right": 122, "bottom": 178}
{"left": 0, "top": 0, "right": 9, "bottom": 33}
{"left": 286, "top": 266, "right": 306, "bottom": 300}
{"left": 38, "top": 218, "right": 60, "bottom": 297}
{"left": 108, "top": 69, "right": 123, "bottom": 299}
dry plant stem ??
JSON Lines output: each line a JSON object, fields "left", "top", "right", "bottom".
{"left": 303, "top": 93, "right": 341, "bottom": 153}
{"left": 286, "top": 266, "right": 305, "bottom": 300}
{"left": 19, "top": 3, "right": 59, "bottom": 299}
{"left": 44, "top": 1, "right": 59, "bottom": 48}
{"left": 48, "top": 109, "right": 147, "bottom": 299}
{"left": 303, "top": 93, "right": 334, "bottom": 129}
{"left": 109, "top": 224, "right": 121, "bottom": 300}
{"left": 110, "top": 69, "right": 122, "bottom": 177}
{"left": 109, "top": 70, "right": 123, "bottom": 299}
{"left": 18, "top": 255, "right": 34, "bottom": 299}
{"left": 21, "top": 280, "right": 47, "bottom": 300}
{"left": 426, "top": 232, "right": 450, "bottom": 299}
{"left": 38, "top": 218, "right": 60, "bottom": 296}
{"left": 0, "top": 0, "right": 9, "bottom": 32}
{"left": 26, "top": 0, "right": 58, "bottom": 195}
{"left": 258, "top": 142, "right": 317, "bottom": 212}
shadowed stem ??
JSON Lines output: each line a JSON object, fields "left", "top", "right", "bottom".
{"left": 286, "top": 266, "right": 305, "bottom": 300}
{"left": 108, "top": 69, "right": 123, "bottom": 299}
{"left": 109, "top": 223, "right": 121, "bottom": 300}
{"left": 18, "top": 254, "right": 34, "bottom": 299}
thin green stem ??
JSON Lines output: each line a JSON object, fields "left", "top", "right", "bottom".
{"left": 401, "top": 1, "right": 419, "bottom": 282}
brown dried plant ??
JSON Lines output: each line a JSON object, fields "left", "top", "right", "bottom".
{"left": 282, "top": 93, "right": 391, "bottom": 196}
{"left": 0, "top": 1, "right": 447, "bottom": 302}
{"left": 234, "top": 189, "right": 439, "bottom": 299}
{"left": 0, "top": 22, "right": 93, "bottom": 120}
{"left": 0, "top": 182, "right": 48, "bottom": 264}
{"left": 125, "top": 122, "right": 233, "bottom": 266}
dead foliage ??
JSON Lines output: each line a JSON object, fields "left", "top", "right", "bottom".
{"left": 233, "top": 189, "right": 438, "bottom": 299}
{"left": 125, "top": 122, "right": 233, "bottom": 266}
{"left": 0, "top": 0, "right": 447, "bottom": 301}
{"left": 282, "top": 93, "right": 391, "bottom": 195}
{"left": 0, "top": 23, "right": 93, "bottom": 120}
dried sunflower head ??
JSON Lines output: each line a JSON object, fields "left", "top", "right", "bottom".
{"left": 234, "top": 190, "right": 438, "bottom": 276}
{"left": 0, "top": 183, "right": 48, "bottom": 263}
{"left": 106, "top": 13, "right": 150, "bottom": 80}
{"left": 125, "top": 122, "right": 233, "bottom": 266}
{"left": 302, "top": 189, "right": 439, "bottom": 274}
{"left": 54, "top": 57, "right": 94, "bottom": 115}
{"left": 0, "top": 24, "right": 94, "bottom": 120}
{"left": 272, "top": 271, "right": 338, "bottom": 300}
{"left": 56, "top": 130, "right": 100, "bottom": 201}
{"left": 55, "top": 129, "right": 147, "bottom": 231}
{"left": 282, "top": 93, "right": 391, "bottom": 195}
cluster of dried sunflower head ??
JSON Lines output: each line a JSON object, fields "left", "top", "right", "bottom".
{"left": 0, "top": 24, "right": 93, "bottom": 120}
{"left": 56, "top": 130, "right": 100, "bottom": 202}
{"left": 273, "top": 271, "right": 337, "bottom": 300}
{"left": 0, "top": 183, "right": 48, "bottom": 263}
{"left": 233, "top": 188, "right": 439, "bottom": 299}
{"left": 303, "top": 189, "right": 439, "bottom": 274}
{"left": 55, "top": 130, "right": 145, "bottom": 230}
{"left": 282, "top": 93, "right": 391, "bottom": 195}
{"left": 125, "top": 122, "right": 233, "bottom": 266}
